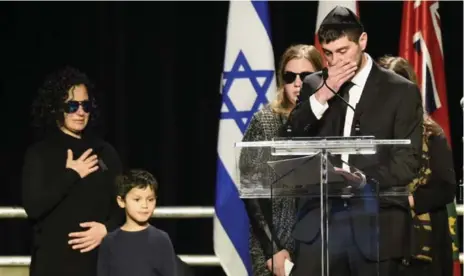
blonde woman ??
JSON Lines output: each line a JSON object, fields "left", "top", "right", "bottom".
{"left": 378, "top": 56, "right": 456, "bottom": 276}
{"left": 241, "top": 44, "right": 323, "bottom": 276}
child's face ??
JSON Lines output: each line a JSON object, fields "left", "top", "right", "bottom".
{"left": 117, "top": 186, "right": 156, "bottom": 225}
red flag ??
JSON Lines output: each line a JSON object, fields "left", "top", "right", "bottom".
{"left": 399, "top": 0, "right": 452, "bottom": 145}
{"left": 314, "top": 1, "right": 359, "bottom": 64}
{"left": 399, "top": 2, "right": 459, "bottom": 275}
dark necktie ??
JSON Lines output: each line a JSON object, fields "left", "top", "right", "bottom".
{"left": 338, "top": 81, "right": 354, "bottom": 136}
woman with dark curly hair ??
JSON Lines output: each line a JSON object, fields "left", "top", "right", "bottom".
{"left": 21, "top": 66, "right": 125, "bottom": 276}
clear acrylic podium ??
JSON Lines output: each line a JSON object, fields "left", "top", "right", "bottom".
{"left": 234, "top": 136, "right": 412, "bottom": 276}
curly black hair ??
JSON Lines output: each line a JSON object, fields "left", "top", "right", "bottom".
{"left": 31, "top": 66, "right": 101, "bottom": 136}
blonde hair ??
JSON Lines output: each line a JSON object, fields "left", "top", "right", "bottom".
{"left": 377, "top": 55, "right": 443, "bottom": 137}
{"left": 270, "top": 44, "right": 324, "bottom": 116}
{"left": 378, "top": 55, "right": 418, "bottom": 84}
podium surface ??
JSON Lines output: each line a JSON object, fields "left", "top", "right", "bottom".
{"left": 235, "top": 136, "right": 412, "bottom": 276}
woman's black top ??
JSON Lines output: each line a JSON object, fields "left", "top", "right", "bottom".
{"left": 21, "top": 130, "right": 124, "bottom": 276}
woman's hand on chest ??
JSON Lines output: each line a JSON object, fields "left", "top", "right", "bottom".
{"left": 66, "top": 148, "right": 100, "bottom": 178}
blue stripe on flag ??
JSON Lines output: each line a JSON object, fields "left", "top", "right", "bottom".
{"left": 251, "top": 1, "right": 273, "bottom": 40}
{"left": 215, "top": 159, "right": 252, "bottom": 274}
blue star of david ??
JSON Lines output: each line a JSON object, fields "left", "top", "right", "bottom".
{"left": 221, "top": 50, "right": 274, "bottom": 134}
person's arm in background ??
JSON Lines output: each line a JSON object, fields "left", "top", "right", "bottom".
{"left": 411, "top": 134, "right": 456, "bottom": 214}
{"left": 240, "top": 114, "right": 283, "bottom": 259}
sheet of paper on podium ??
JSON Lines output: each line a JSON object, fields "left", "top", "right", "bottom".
{"left": 284, "top": 259, "right": 294, "bottom": 276}
{"left": 267, "top": 154, "right": 344, "bottom": 185}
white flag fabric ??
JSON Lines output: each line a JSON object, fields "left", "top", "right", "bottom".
{"left": 214, "top": 1, "right": 276, "bottom": 275}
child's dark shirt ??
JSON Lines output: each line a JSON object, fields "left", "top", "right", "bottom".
{"left": 97, "top": 225, "right": 177, "bottom": 276}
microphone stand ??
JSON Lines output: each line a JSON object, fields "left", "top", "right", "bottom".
{"left": 321, "top": 68, "right": 361, "bottom": 135}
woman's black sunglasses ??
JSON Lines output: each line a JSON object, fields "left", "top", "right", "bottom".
{"left": 283, "top": 71, "right": 314, "bottom": 84}
{"left": 64, "top": 100, "right": 91, "bottom": 113}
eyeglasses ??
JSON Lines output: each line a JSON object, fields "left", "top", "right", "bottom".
{"left": 283, "top": 71, "right": 314, "bottom": 84}
{"left": 64, "top": 100, "right": 91, "bottom": 113}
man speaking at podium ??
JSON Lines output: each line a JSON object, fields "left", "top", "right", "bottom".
{"left": 284, "top": 6, "right": 423, "bottom": 276}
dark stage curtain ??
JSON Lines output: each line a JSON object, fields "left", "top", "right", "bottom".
{"left": 0, "top": 2, "right": 461, "bottom": 276}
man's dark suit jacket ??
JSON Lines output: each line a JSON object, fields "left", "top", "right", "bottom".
{"left": 285, "top": 62, "right": 424, "bottom": 261}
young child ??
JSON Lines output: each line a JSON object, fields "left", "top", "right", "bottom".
{"left": 97, "top": 169, "right": 177, "bottom": 276}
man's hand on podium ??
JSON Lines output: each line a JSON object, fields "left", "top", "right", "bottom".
{"left": 266, "top": 249, "right": 292, "bottom": 276}
{"left": 333, "top": 167, "right": 366, "bottom": 187}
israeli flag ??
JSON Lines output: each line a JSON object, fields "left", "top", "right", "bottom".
{"left": 214, "top": 0, "right": 276, "bottom": 275}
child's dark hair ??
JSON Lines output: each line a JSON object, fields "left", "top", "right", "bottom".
{"left": 116, "top": 169, "right": 159, "bottom": 199}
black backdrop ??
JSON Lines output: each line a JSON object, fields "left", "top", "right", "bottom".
{"left": 0, "top": 2, "right": 462, "bottom": 276}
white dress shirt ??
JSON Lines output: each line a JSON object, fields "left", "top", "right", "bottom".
{"left": 309, "top": 53, "right": 373, "bottom": 172}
